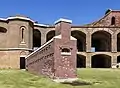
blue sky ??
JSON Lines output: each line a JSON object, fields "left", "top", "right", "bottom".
{"left": 0, "top": 0, "right": 120, "bottom": 25}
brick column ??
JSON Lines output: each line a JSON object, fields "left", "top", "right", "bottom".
{"left": 86, "top": 32, "right": 91, "bottom": 52}
{"left": 112, "top": 53, "right": 117, "bottom": 66}
{"left": 54, "top": 18, "right": 77, "bottom": 79}
{"left": 112, "top": 33, "right": 117, "bottom": 52}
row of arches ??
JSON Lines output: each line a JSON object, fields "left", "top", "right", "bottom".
{"left": 33, "top": 29, "right": 120, "bottom": 52}
{"left": 33, "top": 29, "right": 55, "bottom": 48}
{"left": 77, "top": 54, "right": 120, "bottom": 68}
{"left": 19, "top": 54, "right": 120, "bottom": 69}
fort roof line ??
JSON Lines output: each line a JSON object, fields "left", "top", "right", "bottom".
{"left": 0, "top": 16, "right": 34, "bottom": 22}
{"left": 54, "top": 18, "right": 72, "bottom": 24}
{"left": 34, "top": 23, "right": 49, "bottom": 27}
{"left": 26, "top": 18, "right": 75, "bottom": 59}
{"left": 0, "top": 16, "right": 49, "bottom": 27}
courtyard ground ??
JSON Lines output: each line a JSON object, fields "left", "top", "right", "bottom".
{"left": 0, "top": 68, "right": 119, "bottom": 88}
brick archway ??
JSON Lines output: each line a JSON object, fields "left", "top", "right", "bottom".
{"left": 77, "top": 54, "right": 86, "bottom": 68}
{"left": 91, "top": 28, "right": 113, "bottom": 35}
{"left": 117, "top": 32, "right": 120, "bottom": 51}
{"left": 91, "top": 54, "right": 111, "bottom": 68}
{"left": 33, "top": 29, "right": 41, "bottom": 48}
{"left": 46, "top": 30, "right": 55, "bottom": 42}
{"left": 92, "top": 30, "right": 111, "bottom": 52}
{"left": 71, "top": 30, "right": 86, "bottom": 52}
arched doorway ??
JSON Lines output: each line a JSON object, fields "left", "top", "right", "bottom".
{"left": 117, "top": 33, "right": 120, "bottom": 51}
{"left": 33, "top": 29, "right": 41, "bottom": 48}
{"left": 46, "top": 30, "right": 55, "bottom": 42}
{"left": 71, "top": 30, "right": 86, "bottom": 52}
{"left": 92, "top": 31, "right": 111, "bottom": 52}
{"left": 77, "top": 55, "right": 86, "bottom": 68}
{"left": 92, "top": 54, "right": 111, "bottom": 68}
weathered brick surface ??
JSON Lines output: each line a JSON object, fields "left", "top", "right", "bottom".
{"left": 54, "top": 38, "right": 77, "bottom": 79}
{"left": 0, "top": 50, "right": 28, "bottom": 69}
{"left": 93, "top": 11, "right": 120, "bottom": 27}
{"left": 26, "top": 41, "right": 55, "bottom": 78}
{"left": 26, "top": 19, "right": 77, "bottom": 79}
{"left": 54, "top": 21, "right": 77, "bottom": 79}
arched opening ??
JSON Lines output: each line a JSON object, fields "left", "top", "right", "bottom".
{"left": 92, "top": 54, "right": 111, "bottom": 68}
{"left": 92, "top": 31, "right": 111, "bottom": 52}
{"left": 117, "top": 56, "right": 120, "bottom": 63}
{"left": 46, "top": 30, "right": 55, "bottom": 42}
{"left": 111, "top": 16, "right": 115, "bottom": 25}
{"left": 0, "top": 27, "right": 7, "bottom": 33}
{"left": 77, "top": 55, "right": 86, "bottom": 68}
{"left": 71, "top": 30, "right": 86, "bottom": 52}
{"left": 117, "top": 33, "right": 120, "bottom": 51}
{"left": 21, "top": 28, "right": 25, "bottom": 42}
{"left": 20, "top": 26, "right": 26, "bottom": 43}
{"left": 33, "top": 29, "right": 41, "bottom": 48}
{"left": 20, "top": 57, "right": 26, "bottom": 69}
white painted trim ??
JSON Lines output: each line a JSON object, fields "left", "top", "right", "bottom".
{"left": 7, "top": 16, "right": 34, "bottom": 22}
{"left": 26, "top": 34, "right": 64, "bottom": 59}
{"left": 20, "top": 55, "right": 26, "bottom": 57}
{"left": 54, "top": 35, "right": 61, "bottom": 38}
{"left": 54, "top": 35, "right": 77, "bottom": 40}
{"left": 70, "top": 36, "right": 77, "bottom": 40}
{"left": 0, "top": 17, "right": 50, "bottom": 27}
{"left": 0, "top": 18, "right": 7, "bottom": 21}
{"left": 26, "top": 34, "right": 76, "bottom": 59}
{"left": 26, "top": 38, "right": 54, "bottom": 58}
{"left": 34, "top": 23, "right": 49, "bottom": 27}
{"left": 0, "top": 16, "right": 35, "bottom": 22}
{"left": 61, "top": 52, "right": 71, "bottom": 56}
{"left": 0, "top": 48, "right": 32, "bottom": 51}
{"left": 54, "top": 18, "right": 72, "bottom": 24}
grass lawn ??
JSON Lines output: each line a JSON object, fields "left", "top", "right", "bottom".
{"left": 0, "top": 68, "right": 119, "bottom": 88}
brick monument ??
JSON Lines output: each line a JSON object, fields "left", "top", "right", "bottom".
{"left": 26, "top": 18, "right": 77, "bottom": 81}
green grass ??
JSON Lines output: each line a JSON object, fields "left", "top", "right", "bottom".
{"left": 0, "top": 69, "right": 119, "bottom": 88}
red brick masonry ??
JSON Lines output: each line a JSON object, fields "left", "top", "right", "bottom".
{"left": 26, "top": 18, "right": 77, "bottom": 79}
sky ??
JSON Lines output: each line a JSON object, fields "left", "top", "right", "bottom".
{"left": 0, "top": 0, "right": 120, "bottom": 25}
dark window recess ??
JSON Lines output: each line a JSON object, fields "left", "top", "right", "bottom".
{"left": 22, "top": 28, "right": 24, "bottom": 40}
{"left": 111, "top": 17, "right": 115, "bottom": 25}
{"left": 0, "top": 27, "right": 7, "bottom": 33}
{"left": 33, "top": 29, "right": 41, "bottom": 47}
{"left": 62, "top": 48, "right": 70, "bottom": 52}
{"left": 20, "top": 57, "right": 26, "bottom": 69}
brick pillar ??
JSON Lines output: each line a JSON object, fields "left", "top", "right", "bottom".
{"left": 41, "top": 31, "right": 46, "bottom": 45}
{"left": 112, "top": 53, "right": 117, "bottom": 66}
{"left": 54, "top": 18, "right": 77, "bottom": 80}
{"left": 112, "top": 34, "right": 117, "bottom": 52}
{"left": 86, "top": 32, "right": 91, "bottom": 52}
{"left": 55, "top": 18, "right": 71, "bottom": 41}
